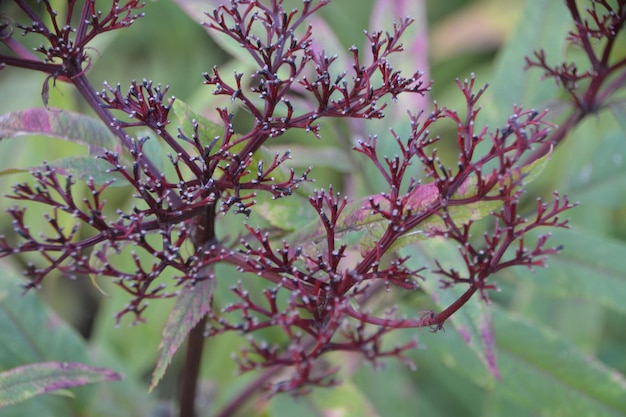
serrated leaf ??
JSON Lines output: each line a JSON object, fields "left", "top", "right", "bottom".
{"left": 0, "top": 108, "right": 117, "bottom": 154}
{"left": 0, "top": 362, "right": 121, "bottom": 409}
{"left": 149, "top": 278, "right": 216, "bottom": 392}
{"left": 0, "top": 109, "right": 130, "bottom": 187}
{"left": 401, "top": 238, "right": 500, "bottom": 380}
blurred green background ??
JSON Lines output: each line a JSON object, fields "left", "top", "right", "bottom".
{"left": 1, "top": 0, "right": 626, "bottom": 416}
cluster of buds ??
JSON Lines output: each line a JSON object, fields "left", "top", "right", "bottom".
{"left": 0, "top": 0, "right": 579, "bottom": 393}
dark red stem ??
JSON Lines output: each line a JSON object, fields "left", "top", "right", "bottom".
{"left": 179, "top": 315, "right": 208, "bottom": 417}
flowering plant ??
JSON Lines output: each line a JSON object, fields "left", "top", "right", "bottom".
{"left": 1, "top": 1, "right": 625, "bottom": 416}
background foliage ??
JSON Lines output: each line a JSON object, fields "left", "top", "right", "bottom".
{"left": 1, "top": 0, "right": 626, "bottom": 416}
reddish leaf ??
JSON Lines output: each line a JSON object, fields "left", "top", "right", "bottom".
{"left": 370, "top": 0, "right": 430, "bottom": 117}
{"left": 0, "top": 362, "right": 122, "bottom": 408}
{"left": 0, "top": 108, "right": 117, "bottom": 154}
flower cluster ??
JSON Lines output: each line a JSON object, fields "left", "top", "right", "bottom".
{"left": 0, "top": 0, "right": 576, "bottom": 394}
{"left": 207, "top": 75, "right": 574, "bottom": 392}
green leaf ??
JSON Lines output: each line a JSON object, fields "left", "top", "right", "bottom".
{"left": 415, "top": 304, "right": 626, "bottom": 416}
{"left": 0, "top": 269, "right": 89, "bottom": 365}
{"left": 139, "top": 131, "right": 165, "bottom": 173}
{"left": 270, "top": 379, "right": 381, "bottom": 417}
{"left": 0, "top": 362, "right": 121, "bottom": 409}
{"left": 401, "top": 238, "right": 500, "bottom": 381}
{"left": 255, "top": 195, "right": 316, "bottom": 231}
{"left": 487, "top": 0, "right": 571, "bottom": 123}
{"left": 268, "top": 394, "right": 318, "bottom": 417}
{"left": 289, "top": 151, "right": 550, "bottom": 257}
{"left": 48, "top": 156, "right": 125, "bottom": 187}
{"left": 610, "top": 99, "right": 626, "bottom": 133}
{"left": 564, "top": 130, "right": 626, "bottom": 207}
{"left": 506, "top": 227, "right": 626, "bottom": 315}
{"left": 0, "top": 108, "right": 126, "bottom": 186}
{"left": 0, "top": 264, "right": 116, "bottom": 416}
{"left": 85, "top": 345, "right": 158, "bottom": 417}
{"left": 491, "top": 308, "right": 626, "bottom": 416}
{"left": 149, "top": 278, "right": 216, "bottom": 392}
{"left": 309, "top": 379, "right": 381, "bottom": 417}
{"left": 353, "top": 360, "right": 438, "bottom": 417}
{"left": 171, "top": 99, "right": 224, "bottom": 148}
{"left": 0, "top": 108, "right": 117, "bottom": 153}
{"left": 173, "top": 0, "right": 260, "bottom": 70}
{"left": 90, "top": 275, "right": 177, "bottom": 379}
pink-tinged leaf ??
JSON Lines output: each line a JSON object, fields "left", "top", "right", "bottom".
{"left": 0, "top": 108, "right": 141, "bottom": 185}
{"left": 0, "top": 108, "right": 117, "bottom": 154}
{"left": 0, "top": 362, "right": 122, "bottom": 408}
{"left": 401, "top": 239, "right": 501, "bottom": 380}
{"left": 479, "top": 312, "right": 500, "bottom": 379}
{"left": 307, "top": 14, "right": 350, "bottom": 77}
{"left": 369, "top": 0, "right": 430, "bottom": 117}
{"left": 290, "top": 148, "right": 552, "bottom": 256}
{"left": 149, "top": 278, "right": 216, "bottom": 392}
{"left": 288, "top": 181, "right": 498, "bottom": 259}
